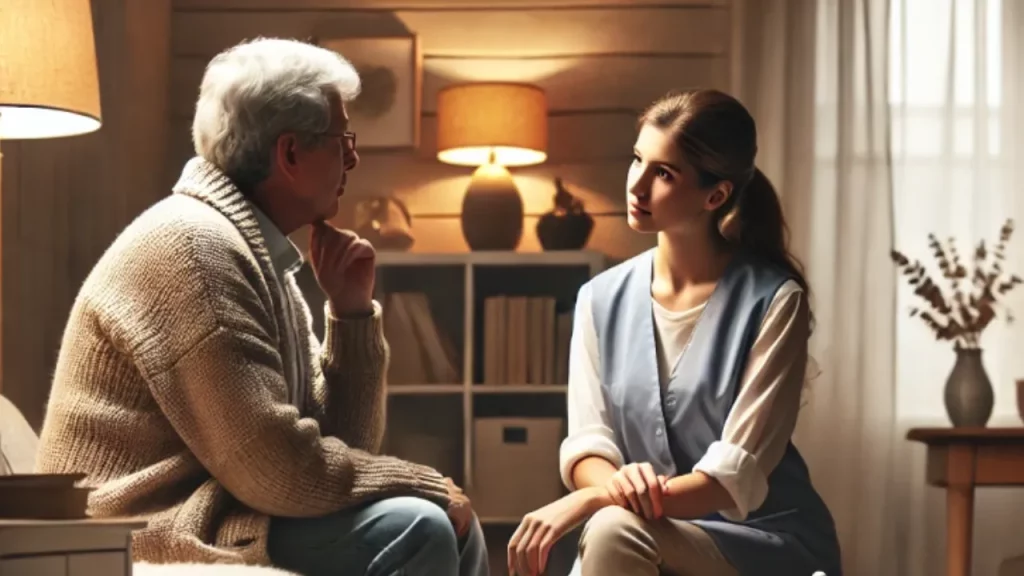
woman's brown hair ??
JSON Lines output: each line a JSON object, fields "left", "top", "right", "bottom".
{"left": 639, "top": 89, "right": 812, "bottom": 322}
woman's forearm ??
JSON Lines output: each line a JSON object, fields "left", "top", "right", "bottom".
{"left": 571, "top": 458, "right": 736, "bottom": 520}
{"left": 570, "top": 456, "right": 619, "bottom": 490}
{"left": 661, "top": 471, "right": 736, "bottom": 519}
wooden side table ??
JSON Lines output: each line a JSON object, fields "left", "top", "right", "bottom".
{"left": 907, "top": 427, "right": 1024, "bottom": 576}
{"left": 0, "top": 518, "right": 146, "bottom": 576}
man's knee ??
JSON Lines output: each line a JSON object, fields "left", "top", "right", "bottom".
{"left": 374, "top": 496, "right": 457, "bottom": 549}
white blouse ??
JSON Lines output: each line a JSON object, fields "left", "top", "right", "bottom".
{"left": 558, "top": 279, "right": 811, "bottom": 522}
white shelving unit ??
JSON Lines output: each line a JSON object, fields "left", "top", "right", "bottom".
{"left": 375, "top": 250, "right": 604, "bottom": 574}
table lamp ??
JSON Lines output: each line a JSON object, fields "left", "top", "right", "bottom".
{"left": 436, "top": 83, "right": 547, "bottom": 251}
{"left": 0, "top": 0, "right": 102, "bottom": 455}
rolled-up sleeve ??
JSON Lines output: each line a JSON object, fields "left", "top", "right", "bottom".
{"left": 559, "top": 283, "right": 625, "bottom": 490}
{"left": 692, "top": 281, "right": 810, "bottom": 521}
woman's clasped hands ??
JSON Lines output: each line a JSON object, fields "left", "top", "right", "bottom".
{"left": 507, "top": 462, "right": 669, "bottom": 575}
{"left": 604, "top": 462, "right": 670, "bottom": 521}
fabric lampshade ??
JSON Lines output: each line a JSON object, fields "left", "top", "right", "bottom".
{"left": 436, "top": 83, "right": 547, "bottom": 167}
{"left": 0, "top": 0, "right": 102, "bottom": 139}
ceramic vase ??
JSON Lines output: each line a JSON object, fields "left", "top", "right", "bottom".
{"left": 944, "top": 348, "right": 995, "bottom": 427}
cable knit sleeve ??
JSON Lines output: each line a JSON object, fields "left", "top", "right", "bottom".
{"left": 692, "top": 281, "right": 809, "bottom": 521}
{"left": 148, "top": 326, "right": 446, "bottom": 517}
{"left": 138, "top": 224, "right": 448, "bottom": 518}
{"left": 310, "top": 299, "right": 389, "bottom": 453}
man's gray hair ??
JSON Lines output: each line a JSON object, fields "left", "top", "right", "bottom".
{"left": 192, "top": 37, "right": 361, "bottom": 189}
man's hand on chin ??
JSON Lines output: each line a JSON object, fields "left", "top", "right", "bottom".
{"left": 309, "top": 220, "right": 376, "bottom": 318}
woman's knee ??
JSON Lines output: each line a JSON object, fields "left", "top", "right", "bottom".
{"left": 581, "top": 506, "right": 648, "bottom": 549}
{"left": 579, "top": 506, "right": 660, "bottom": 569}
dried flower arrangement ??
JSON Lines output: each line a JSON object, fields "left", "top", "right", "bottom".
{"left": 890, "top": 218, "right": 1023, "bottom": 350}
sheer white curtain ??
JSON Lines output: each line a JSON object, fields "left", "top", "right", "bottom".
{"left": 890, "top": 1, "right": 1024, "bottom": 575}
{"left": 738, "top": 0, "right": 1024, "bottom": 573}
{"left": 737, "top": 1, "right": 901, "bottom": 574}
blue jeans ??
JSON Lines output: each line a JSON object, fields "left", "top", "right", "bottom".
{"left": 267, "top": 496, "right": 489, "bottom": 576}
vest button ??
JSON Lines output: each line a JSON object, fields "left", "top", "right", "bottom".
{"left": 665, "top": 397, "right": 675, "bottom": 407}
{"left": 655, "top": 427, "right": 664, "bottom": 436}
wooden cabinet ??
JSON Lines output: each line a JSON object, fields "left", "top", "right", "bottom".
{"left": 0, "top": 519, "right": 144, "bottom": 576}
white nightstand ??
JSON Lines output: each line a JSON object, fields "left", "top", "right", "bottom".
{"left": 0, "top": 518, "right": 146, "bottom": 576}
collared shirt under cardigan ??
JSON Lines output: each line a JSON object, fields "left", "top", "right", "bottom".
{"left": 249, "top": 202, "right": 308, "bottom": 411}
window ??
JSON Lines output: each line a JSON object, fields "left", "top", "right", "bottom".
{"left": 889, "top": 0, "right": 1002, "bottom": 158}
{"left": 888, "top": 0, "right": 1021, "bottom": 422}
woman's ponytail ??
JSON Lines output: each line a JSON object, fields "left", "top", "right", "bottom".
{"left": 726, "top": 168, "right": 813, "bottom": 329}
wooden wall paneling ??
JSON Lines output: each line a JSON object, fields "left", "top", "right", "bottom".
{"left": 168, "top": 125, "right": 635, "bottom": 215}
{"left": 432, "top": 110, "right": 639, "bottom": 161}
{"left": 171, "top": 8, "right": 730, "bottom": 58}
{"left": 125, "top": 0, "right": 174, "bottom": 203}
{"left": 1, "top": 140, "right": 68, "bottom": 429}
{"left": 728, "top": 0, "right": 746, "bottom": 96}
{"left": 420, "top": 55, "right": 729, "bottom": 113}
{"left": 350, "top": 156, "right": 631, "bottom": 216}
{"left": 171, "top": 54, "right": 730, "bottom": 118}
{"left": 174, "top": 0, "right": 729, "bottom": 10}
{"left": 0, "top": 0, "right": 171, "bottom": 428}
{"left": 2, "top": 135, "right": 88, "bottom": 429}
{"left": 73, "top": 0, "right": 127, "bottom": 291}
{"left": 168, "top": 110, "right": 640, "bottom": 168}
{"left": 316, "top": 216, "right": 655, "bottom": 262}
{"left": 291, "top": 186, "right": 654, "bottom": 262}
{"left": 170, "top": 119, "right": 192, "bottom": 173}
{"left": 0, "top": 148, "right": 3, "bottom": 397}
{"left": 172, "top": 59, "right": 202, "bottom": 119}
{"left": 167, "top": 116, "right": 649, "bottom": 260}
{"left": 166, "top": 2, "right": 725, "bottom": 262}
{"left": 334, "top": 155, "right": 656, "bottom": 260}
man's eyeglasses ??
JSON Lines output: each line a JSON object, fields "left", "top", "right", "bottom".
{"left": 322, "top": 130, "right": 356, "bottom": 151}
{"left": 321, "top": 130, "right": 357, "bottom": 168}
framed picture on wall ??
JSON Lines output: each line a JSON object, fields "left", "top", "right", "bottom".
{"left": 319, "top": 35, "right": 422, "bottom": 150}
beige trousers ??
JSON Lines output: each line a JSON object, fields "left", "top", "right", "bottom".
{"left": 575, "top": 507, "right": 739, "bottom": 576}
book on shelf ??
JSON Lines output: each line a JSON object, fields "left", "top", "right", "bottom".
{"left": 382, "top": 292, "right": 459, "bottom": 385}
{"left": 482, "top": 295, "right": 573, "bottom": 386}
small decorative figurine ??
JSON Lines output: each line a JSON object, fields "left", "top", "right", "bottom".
{"left": 354, "top": 195, "right": 415, "bottom": 251}
{"left": 535, "top": 177, "right": 594, "bottom": 251}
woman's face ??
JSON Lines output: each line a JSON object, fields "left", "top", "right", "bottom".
{"left": 626, "top": 123, "right": 730, "bottom": 235}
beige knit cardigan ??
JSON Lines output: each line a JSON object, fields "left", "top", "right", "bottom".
{"left": 35, "top": 158, "right": 450, "bottom": 566}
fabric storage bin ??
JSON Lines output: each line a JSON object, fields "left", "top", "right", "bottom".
{"left": 471, "top": 417, "right": 565, "bottom": 518}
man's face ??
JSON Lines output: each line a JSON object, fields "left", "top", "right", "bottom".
{"left": 286, "top": 94, "right": 359, "bottom": 223}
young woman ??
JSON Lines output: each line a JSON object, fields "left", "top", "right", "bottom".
{"left": 507, "top": 89, "right": 841, "bottom": 576}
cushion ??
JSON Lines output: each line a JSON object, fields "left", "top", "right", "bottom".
{"left": 0, "top": 394, "right": 39, "bottom": 474}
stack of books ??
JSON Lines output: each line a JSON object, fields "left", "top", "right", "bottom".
{"left": 382, "top": 292, "right": 460, "bottom": 385}
{"left": 482, "top": 295, "right": 573, "bottom": 386}
{"left": 0, "top": 473, "right": 90, "bottom": 519}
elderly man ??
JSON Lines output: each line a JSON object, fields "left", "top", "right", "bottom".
{"left": 35, "top": 37, "right": 488, "bottom": 576}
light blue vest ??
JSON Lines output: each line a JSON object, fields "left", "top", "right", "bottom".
{"left": 589, "top": 249, "right": 841, "bottom": 576}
